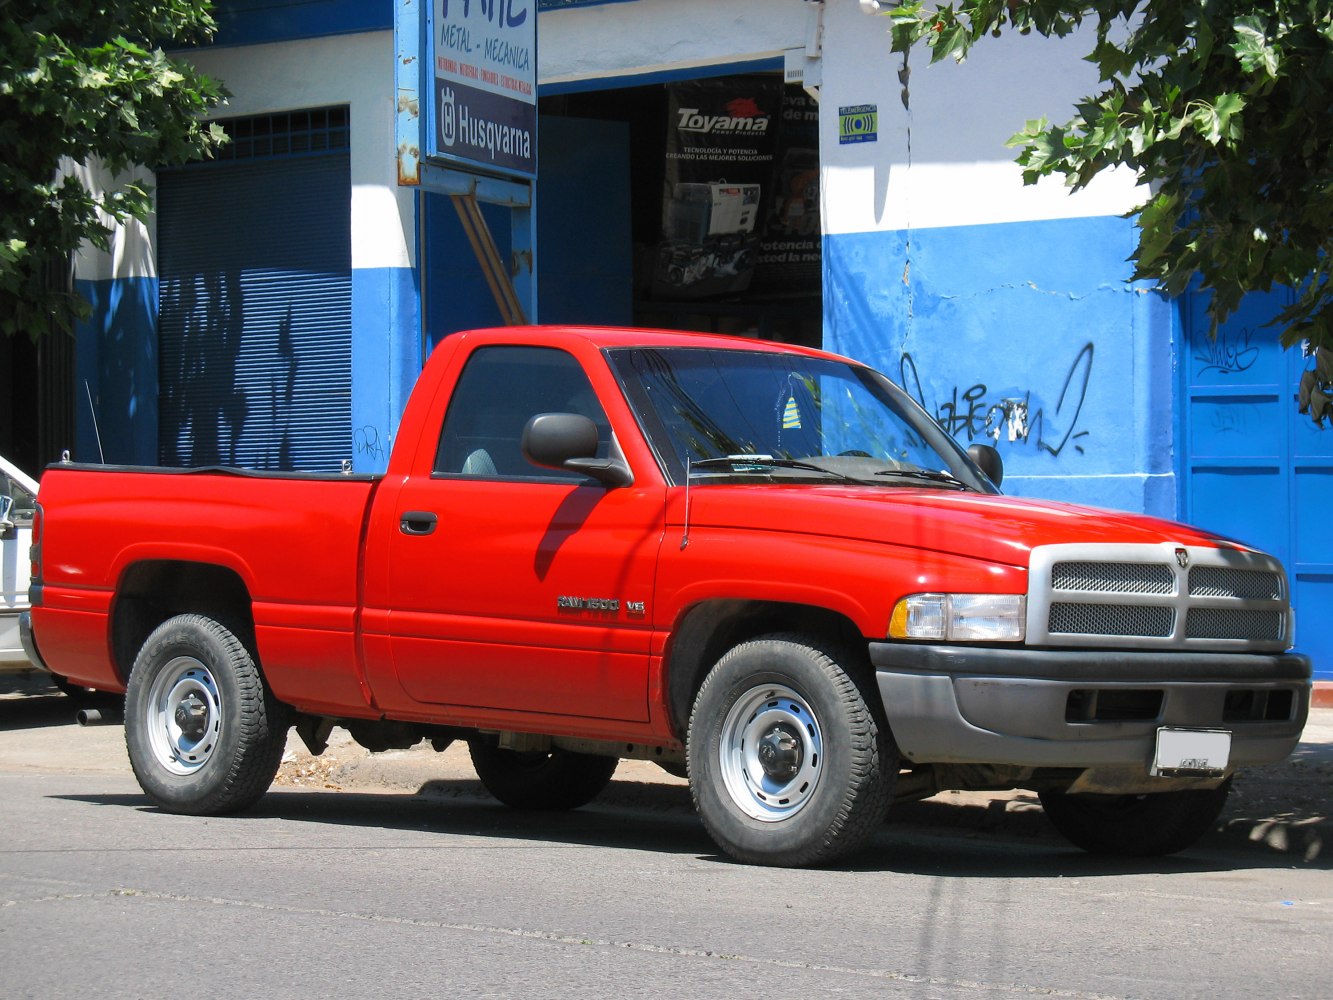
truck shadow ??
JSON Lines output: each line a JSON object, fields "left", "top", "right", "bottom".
{"left": 0, "top": 681, "right": 115, "bottom": 731}
{"left": 51, "top": 782, "right": 1333, "bottom": 877}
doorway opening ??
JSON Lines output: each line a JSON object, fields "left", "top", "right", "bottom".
{"left": 538, "top": 73, "right": 823, "bottom": 348}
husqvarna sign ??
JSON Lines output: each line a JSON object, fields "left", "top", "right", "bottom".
{"left": 431, "top": 0, "right": 536, "bottom": 177}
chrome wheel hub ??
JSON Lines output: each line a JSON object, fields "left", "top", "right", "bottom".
{"left": 718, "top": 684, "right": 823, "bottom": 822}
{"left": 145, "top": 656, "right": 222, "bottom": 775}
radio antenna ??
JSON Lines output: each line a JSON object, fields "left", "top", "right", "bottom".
{"left": 680, "top": 459, "right": 692, "bottom": 550}
{"left": 84, "top": 381, "right": 105, "bottom": 463}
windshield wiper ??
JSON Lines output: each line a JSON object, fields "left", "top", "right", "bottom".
{"left": 689, "top": 455, "right": 856, "bottom": 481}
{"left": 873, "top": 468, "right": 969, "bottom": 489}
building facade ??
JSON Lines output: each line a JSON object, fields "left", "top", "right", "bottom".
{"left": 63, "top": 0, "right": 1330, "bottom": 678}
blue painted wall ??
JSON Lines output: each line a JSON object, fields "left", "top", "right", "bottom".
{"left": 824, "top": 215, "right": 1177, "bottom": 518}
{"left": 73, "top": 277, "right": 159, "bottom": 466}
{"left": 211, "top": 0, "right": 393, "bottom": 47}
{"left": 351, "top": 266, "right": 422, "bottom": 472}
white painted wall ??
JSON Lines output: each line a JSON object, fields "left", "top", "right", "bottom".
{"left": 540, "top": 0, "right": 810, "bottom": 86}
{"left": 69, "top": 162, "right": 157, "bottom": 282}
{"left": 819, "top": 0, "right": 1143, "bottom": 236}
{"left": 183, "top": 31, "right": 413, "bottom": 271}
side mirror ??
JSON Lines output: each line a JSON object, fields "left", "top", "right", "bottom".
{"left": 967, "top": 443, "right": 1003, "bottom": 488}
{"left": 0, "top": 495, "right": 13, "bottom": 540}
{"left": 522, "top": 413, "right": 633, "bottom": 488}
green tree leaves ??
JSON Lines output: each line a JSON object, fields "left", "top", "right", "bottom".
{"left": 1231, "top": 16, "right": 1282, "bottom": 78}
{"left": 883, "top": 1, "right": 1333, "bottom": 421}
{"left": 0, "top": 1, "right": 227, "bottom": 341}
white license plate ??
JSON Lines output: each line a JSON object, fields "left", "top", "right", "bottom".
{"left": 1152, "top": 727, "right": 1232, "bottom": 777}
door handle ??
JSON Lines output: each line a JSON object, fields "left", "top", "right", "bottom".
{"left": 399, "top": 511, "right": 438, "bottom": 536}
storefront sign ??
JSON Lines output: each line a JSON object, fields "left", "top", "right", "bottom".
{"left": 431, "top": 0, "right": 537, "bottom": 177}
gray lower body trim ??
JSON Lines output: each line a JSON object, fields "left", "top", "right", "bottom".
{"left": 870, "top": 642, "right": 1311, "bottom": 768}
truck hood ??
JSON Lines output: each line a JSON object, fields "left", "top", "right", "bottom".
{"left": 676, "top": 486, "right": 1243, "bottom": 568}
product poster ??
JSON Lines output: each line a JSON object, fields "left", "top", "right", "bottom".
{"left": 752, "top": 87, "right": 822, "bottom": 294}
{"left": 653, "top": 77, "right": 783, "bottom": 299}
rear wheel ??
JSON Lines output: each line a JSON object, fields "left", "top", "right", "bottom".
{"left": 124, "top": 614, "right": 288, "bottom": 815}
{"left": 1038, "top": 782, "right": 1231, "bottom": 857}
{"left": 468, "top": 741, "right": 618, "bottom": 810}
{"left": 687, "top": 633, "right": 893, "bottom": 867}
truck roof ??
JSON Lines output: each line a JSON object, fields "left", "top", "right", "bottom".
{"left": 456, "top": 325, "right": 846, "bottom": 362}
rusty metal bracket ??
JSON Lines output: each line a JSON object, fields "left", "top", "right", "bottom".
{"left": 450, "top": 192, "right": 528, "bottom": 326}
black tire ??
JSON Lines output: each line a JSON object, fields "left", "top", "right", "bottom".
{"left": 687, "top": 633, "right": 894, "bottom": 867}
{"left": 124, "top": 614, "right": 289, "bottom": 816}
{"left": 468, "top": 740, "right": 618, "bottom": 810}
{"left": 1038, "top": 782, "right": 1232, "bottom": 857}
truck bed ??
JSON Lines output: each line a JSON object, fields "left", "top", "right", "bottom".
{"left": 32, "top": 464, "right": 379, "bottom": 711}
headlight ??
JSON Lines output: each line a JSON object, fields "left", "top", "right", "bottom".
{"left": 888, "top": 593, "right": 1026, "bottom": 642}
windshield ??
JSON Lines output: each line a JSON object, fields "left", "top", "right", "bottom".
{"left": 609, "top": 347, "right": 996, "bottom": 492}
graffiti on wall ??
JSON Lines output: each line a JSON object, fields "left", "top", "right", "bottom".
{"left": 355, "top": 425, "right": 387, "bottom": 463}
{"left": 1194, "top": 326, "right": 1259, "bottom": 376}
{"left": 899, "top": 343, "right": 1095, "bottom": 457}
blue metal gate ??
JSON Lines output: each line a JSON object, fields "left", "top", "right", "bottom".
{"left": 1181, "top": 291, "right": 1332, "bottom": 679}
{"left": 157, "top": 110, "right": 352, "bottom": 472}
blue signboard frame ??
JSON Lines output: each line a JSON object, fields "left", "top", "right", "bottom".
{"left": 396, "top": 0, "right": 538, "bottom": 325}
{"left": 426, "top": 0, "right": 538, "bottom": 180}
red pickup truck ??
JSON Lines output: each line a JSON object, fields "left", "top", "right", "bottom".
{"left": 24, "top": 326, "right": 1311, "bottom": 866}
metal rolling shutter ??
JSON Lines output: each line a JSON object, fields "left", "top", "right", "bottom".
{"left": 157, "top": 114, "right": 351, "bottom": 472}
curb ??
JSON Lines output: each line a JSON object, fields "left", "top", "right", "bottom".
{"left": 1314, "top": 681, "right": 1333, "bottom": 709}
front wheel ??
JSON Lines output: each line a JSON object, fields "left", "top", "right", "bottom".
{"left": 687, "top": 634, "right": 894, "bottom": 867}
{"left": 468, "top": 741, "right": 618, "bottom": 810}
{"left": 124, "top": 614, "right": 288, "bottom": 815}
{"left": 1038, "top": 782, "right": 1231, "bottom": 857}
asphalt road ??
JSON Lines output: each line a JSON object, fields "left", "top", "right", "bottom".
{"left": 2, "top": 683, "right": 1330, "bottom": 999}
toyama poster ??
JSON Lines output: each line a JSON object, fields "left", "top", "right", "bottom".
{"left": 653, "top": 77, "right": 782, "bottom": 300}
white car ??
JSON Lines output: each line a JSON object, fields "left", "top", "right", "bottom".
{"left": 1, "top": 454, "right": 39, "bottom": 671}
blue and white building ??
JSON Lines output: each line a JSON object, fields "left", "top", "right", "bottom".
{"left": 59, "top": 0, "right": 1330, "bottom": 677}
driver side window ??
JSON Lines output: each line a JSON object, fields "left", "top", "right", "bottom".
{"left": 433, "top": 345, "right": 610, "bottom": 481}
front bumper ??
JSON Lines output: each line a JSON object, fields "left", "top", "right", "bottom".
{"left": 870, "top": 642, "right": 1311, "bottom": 768}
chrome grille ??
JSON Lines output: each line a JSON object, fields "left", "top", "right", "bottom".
{"left": 1051, "top": 561, "right": 1174, "bottom": 594}
{"left": 1050, "top": 603, "right": 1174, "bottom": 637}
{"left": 1186, "top": 608, "right": 1284, "bottom": 642}
{"left": 1027, "top": 543, "right": 1290, "bottom": 651}
{"left": 1189, "top": 566, "right": 1282, "bottom": 601}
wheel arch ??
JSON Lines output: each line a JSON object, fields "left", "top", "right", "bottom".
{"left": 110, "top": 561, "right": 257, "bottom": 684}
{"left": 663, "top": 599, "right": 867, "bottom": 741}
